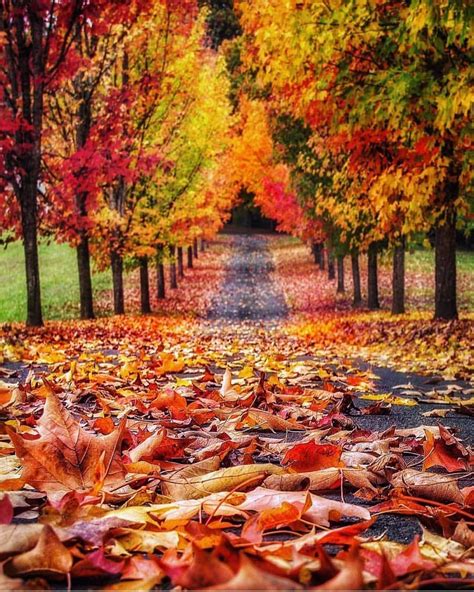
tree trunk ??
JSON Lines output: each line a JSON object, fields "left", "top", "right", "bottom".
{"left": 15, "top": 13, "right": 45, "bottom": 327}
{"left": 76, "top": 232, "right": 94, "bottom": 319}
{"left": 319, "top": 245, "right": 325, "bottom": 270}
{"left": 156, "top": 246, "right": 166, "bottom": 299}
{"left": 74, "top": 85, "right": 94, "bottom": 320}
{"left": 20, "top": 190, "right": 43, "bottom": 326}
{"left": 328, "top": 247, "right": 335, "bottom": 280}
{"left": 193, "top": 238, "right": 198, "bottom": 258}
{"left": 367, "top": 243, "right": 380, "bottom": 310}
{"left": 111, "top": 251, "right": 124, "bottom": 314}
{"left": 435, "top": 207, "right": 457, "bottom": 319}
{"left": 337, "top": 256, "right": 345, "bottom": 293}
{"left": 351, "top": 251, "right": 362, "bottom": 307}
{"left": 312, "top": 242, "right": 324, "bottom": 269}
{"left": 200, "top": 238, "right": 205, "bottom": 252}
{"left": 187, "top": 245, "right": 193, "bottom": 269}
{"left": 177, "top": 246, "right": 184, "bottom": 278}
{"left": 139, "top": 257, "right": 151, "bottom": 314}
{"left": 169, "top": 245, "right": 178, "bottom": 289}
{"left": 391, "top": 239, "right": 405, "bottom": 314}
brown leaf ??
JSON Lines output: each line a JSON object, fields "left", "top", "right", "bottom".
{"left": 0, "top": 524, "right": 44, "bottom": 559}
{"left": 265, "top": 467, "right": 382, "bottom": 494}
{"left": 452, "top": 520, "right": 474, "bottom": 548}
{"left": 162, "top": 463, "right": 284, "bottom": 500}
{"left": 205, "top": 554, "right": 303, "bottom": 590}
{"left": 4, "top": 525, "right": 72, "bottom": 578}
{"left": 237, "top": 409, "right": 305, "bottom": 431}
{"left": 6, "top": 392, "right": 125, "bottom": 493}
{"left": 391, "top": 469, "right": 464, "bottom": 504}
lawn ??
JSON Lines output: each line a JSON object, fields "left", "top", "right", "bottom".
{"left": 0, "top": 240, "right": 111, "bottom": 323}
{"left": 1, "top": 238, "right": 473, "bottom": 323}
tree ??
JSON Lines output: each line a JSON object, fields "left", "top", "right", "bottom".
{"left": 44, "top": 2, "right": 143, "bottom": 319}
{"left": 237, "top": 0, "right": 473, "bottom": 319}
{"left": 0, "top": 0, "right": 95, "bottom": 326}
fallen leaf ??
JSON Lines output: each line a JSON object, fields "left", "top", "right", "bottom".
{"left": 6, "top": 391, "right": 126, "bottom": 493}
{"left": 391, "top": 469, "right": 464, "bottom": 504}
{"left": 4, "top": 525, "right": 72, "bottom": 578}
{"left": 423, "top": 427, "right": 469, "bottom": 472}
{"left": 162, "top": 464, "right": 284, "bottom": 500}
{"left": 239, "top": 487, "right": 371, "bottom": 527}
{"left": 282, "top": 441, "right": 342, "bottom": 472}
{"left": 0, "top": 524, "right": 44, "bottom": 558}
{"left": 204, "top": 554, "right": 302, "bottom": 590}
{"left": 242, "top": 501, "right": 302, "bottom": 543}
{"left": 311, "top": 545, "right": 364, "bottom": 590}
{"left": 0, "top": 495, "right": 13, "bottom": 525}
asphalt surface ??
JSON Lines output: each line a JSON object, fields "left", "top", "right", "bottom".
{"left": 207, "top": 233, "right": 473, "bottom": 543}
{"left": 208, "top": 235, "right": 288, "bottom": 321}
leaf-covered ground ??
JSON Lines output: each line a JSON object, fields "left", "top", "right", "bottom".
{"left": 0, "top": 234, "right": 473, "bottom": 590}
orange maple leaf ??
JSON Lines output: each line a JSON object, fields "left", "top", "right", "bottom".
{"left": 282, "top": 440, "right": 342, "bottom": 472}
{"left": 7, "top": 392, "right": 126, "bottom": 493}
{"left": 423, "top": 427, "right": 469, "bottom": 472}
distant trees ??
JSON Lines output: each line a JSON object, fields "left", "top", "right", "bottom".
{"left": 234, "top": 0, "right": 473, "bottom": 319}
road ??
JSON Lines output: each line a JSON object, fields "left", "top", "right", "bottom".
{"left": 206, "top": 233, "right": 473, "bottom": 542}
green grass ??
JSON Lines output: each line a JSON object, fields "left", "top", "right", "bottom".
{"left": 404, "top": 247, "right": 474, "bottom": 274}
{"left": 0, "top": 241, "right": 111, "bottom": 323}
{"left": 0, "top": 239, "right": 472, "bottom": 323}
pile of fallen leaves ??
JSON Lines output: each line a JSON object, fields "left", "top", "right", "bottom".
{"left": 0, "top": 235, "right": 473, "bottom": 590}
{"left": 1, "top": 354, "right": 473, "bottom": 590}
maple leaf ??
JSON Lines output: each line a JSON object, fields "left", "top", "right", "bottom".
{"left": 6, "top": 392, "right": 126, "bottom": 494}
{"left": 242, "top": 501, "right": 303, "bottom": 543}
{"left": 282, "top": 440, "right": 342, "bottom": 472}
{"left": 422, "top": 426, "right": 470, "bottom": 472}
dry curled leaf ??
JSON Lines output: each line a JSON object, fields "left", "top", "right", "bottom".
{"left": 162, "top": 463, "right": 285, "bottom": 500}
{"left": 391, "top": 469, "right": 464, "bottom": 504}
{"left": 4, "top": 525, "right": 72, "bottom": 578}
